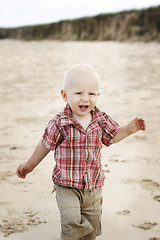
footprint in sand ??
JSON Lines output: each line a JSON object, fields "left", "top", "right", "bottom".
{"left": 132, "top": 221, "right": 157, "bottom": 230}
{"left": 153, "top": 195, "right": 160, "bottom": 202}
{"left": 0, "top": 171, "right": 15, "bottom": 181}
{"left": 122, "top": 178, "right": 160, "bottom": 192}
{"left": 109, "top": 158, "right": 126, "bottom": 163}
{"left": 140, "top": 179, "right": 160, "bottom": 190}
{"left": 0, "top": 218, "right": 27, "bottom": 237}
{"left": 149, "top": 238, "right": 160, "bottom": 240}
{"left": 117, "top": 210, "right": 131, "bottom": 216}
{"left": 9, "top": 145, "right": 26, "bottom": 150}
{"left": 0, "top": 144, "right": 26, "bottom": 151}
{"left": 103, "top": 165, "right": 110, "bottom": 173}
{"left": 0, "top": 209, "right": 46, "bottom": 237}
{"left": 103, "top": 169, "right": 110, "bottom": 173}
{"left": 0, "top": 126, "right": 11, "bottom": 131}
{"left": 10, "top": 146, "right": 18, "bottom": 150}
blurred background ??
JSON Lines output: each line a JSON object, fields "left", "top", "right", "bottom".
{"left": 0, "top": 0, "right": 159, "bottom": 28}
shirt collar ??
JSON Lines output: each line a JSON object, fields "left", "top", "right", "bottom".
{"left": 60, "top": 103, "right": 79, "bottom": 128}
{"left": 63, "top": 103, "right": 73, "bottom": 118}
{"left": 60, "top": 103, "right": 104, "bottom": 132}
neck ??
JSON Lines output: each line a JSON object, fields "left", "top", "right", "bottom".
{"left": 73, "top": 113, "right": 92, "bottom": 130}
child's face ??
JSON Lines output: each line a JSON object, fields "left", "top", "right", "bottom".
{"left": 61, "top": 73, "right": 100, "bottom": 118}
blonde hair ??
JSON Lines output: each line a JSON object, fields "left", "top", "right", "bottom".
{"left": 63, "top": 63, "right": 100, "bottom": 90}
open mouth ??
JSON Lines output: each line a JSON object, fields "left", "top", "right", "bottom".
{"left": 79, "top": 105, "right": 89, "bottom": 110}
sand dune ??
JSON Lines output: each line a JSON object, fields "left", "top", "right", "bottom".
{"left": 0, "top": 40, "right": 160, "bottom": 240}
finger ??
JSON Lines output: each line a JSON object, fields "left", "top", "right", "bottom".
{"left": 137, "top": 118, "right": 145, "bottom": 123}
{"left": 16, "top": 168, "right": 26, "bottom": 178}
{"left": 19, "top": 174, "right": 26, "bottom": 179}
{"left": 138, "top": 119, "right": 146, "bottom": 130}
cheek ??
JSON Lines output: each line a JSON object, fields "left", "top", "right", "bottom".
{"left": 68, "top": 96, "right": 79, "bottom": 105}
{"left": 72, "top": 95, "right": 81, "bottom": 102}
{"left": 90, "top": 96, "right": 98, "bottom": 103}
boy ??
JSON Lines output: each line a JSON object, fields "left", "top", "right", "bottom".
{"left": 16, "top": 63, "right": 146, "bottom": 240}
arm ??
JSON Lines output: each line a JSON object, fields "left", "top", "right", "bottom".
{"left": 16, "top": 141, "right": 50, "bottom": 179}
{"left": 113, "top": 117, "right": 146, "bottom": 143}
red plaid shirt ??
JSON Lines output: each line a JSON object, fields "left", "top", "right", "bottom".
{"left": 41, "top": 103, "right": 120, "bottom": 190}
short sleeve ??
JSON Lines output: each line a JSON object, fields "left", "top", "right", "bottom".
{"left": 41, "top": 119, "right": 63, "bottom": 151}
{"left": 101, "top": 113, "right": 120, "bottom": 147}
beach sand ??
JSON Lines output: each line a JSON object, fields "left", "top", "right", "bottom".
{"left": 0, "top": 40, "right": 160, "bottom": 240}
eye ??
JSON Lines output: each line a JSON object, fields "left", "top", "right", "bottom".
{"left": 75, "top": 92, "right": 82, "bottom": 95}
{"left": 89, "top": 93, "right": 96, "bottom": 96}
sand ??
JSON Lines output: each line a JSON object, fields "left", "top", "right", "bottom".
{"left": 0, "top": 39, "right": 160, "bottom": 240}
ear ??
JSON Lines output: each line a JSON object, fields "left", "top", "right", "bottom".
{"left": 61, "top": 90, "right": 68, "bottom": 102}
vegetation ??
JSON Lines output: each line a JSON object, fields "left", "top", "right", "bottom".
{"left": 0, "top": 6, "right": 160, "bottom": 42}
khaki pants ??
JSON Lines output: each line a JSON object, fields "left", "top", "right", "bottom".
{"left": 54, "top": 184, "right": 102, "bottom": 240}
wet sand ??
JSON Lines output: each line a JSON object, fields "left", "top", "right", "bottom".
{"left": 0, "top": 40, "right": 160, "bottom": 240}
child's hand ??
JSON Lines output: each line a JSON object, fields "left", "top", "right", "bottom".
{"left": 113, "top": 117, "right": 146, "bottom": 143}
{"left": 16, "top": 142, "right": 50, "bottom": 179}
{"left": 16, "top": 162, "right": 34, "bottom": 179}
{"left": 127, "top": 117, "right": 146, "bottom": 134}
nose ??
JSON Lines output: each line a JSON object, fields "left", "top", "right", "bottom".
{"left": 81, "top": 94, "right": 89, "bottom": 102}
